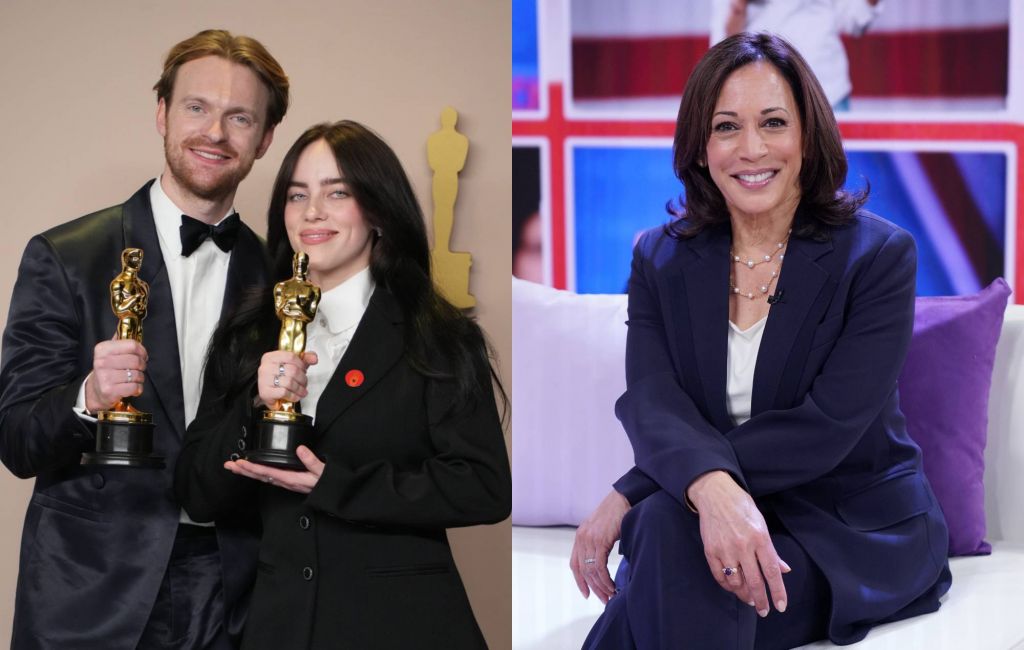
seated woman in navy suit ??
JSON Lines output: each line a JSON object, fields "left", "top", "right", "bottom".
{"left": 174, "top": 121, "right": 511, "bottom": 650}
{"left": 572, "top": 33, "right": 951, "bottom": 649}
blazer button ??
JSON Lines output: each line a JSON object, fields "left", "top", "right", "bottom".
{"left": 229, "top": 453, "right": 241, "bottom": 462}
{"left": 91, "top": 473, "right": 105, "bottom": 490}
{"left": 299, "top": 515, "right": 311, "bottom": 530}
{"left": 302, "top": 566, "right": 314, "bottom": 581}
{"left": 237, "top": 438, "right": 246, "bottom": 451}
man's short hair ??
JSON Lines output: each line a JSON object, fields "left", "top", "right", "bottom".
{"left": 153, "top": 29, "right": 290, "bottom": 129}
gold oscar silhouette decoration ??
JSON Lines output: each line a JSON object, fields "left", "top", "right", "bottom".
{"left": 428, "top": 106, "right": 475, "bottom": 308}
{"left": 82, "top": 248, "right": 164, "bottom": 468}
{"left": 247, "top": 252, "right": 322, "bottom": 469}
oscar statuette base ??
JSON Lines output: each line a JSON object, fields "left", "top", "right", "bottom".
{"left": 81, "top": 410, "right": 164, "bottom": 468}
{"left": 246, "top": 409, "right": 313, "bottom": 470}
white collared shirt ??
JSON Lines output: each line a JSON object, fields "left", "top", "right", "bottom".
{"left": 148, "top": 177, "right": 234, "bottom": 429}
{"left": 301, "top": 266, "right": 375, "bottom": 423}
{"left": 156, "top": 178, "right": 236, "bottom": 526}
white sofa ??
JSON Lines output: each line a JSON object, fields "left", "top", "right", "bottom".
{"left": 511, "top": 279, "right": 1024, "bottom": 650}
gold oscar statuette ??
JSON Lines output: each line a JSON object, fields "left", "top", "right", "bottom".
{"left": 82, "top": 248, "right": 164, "bottom": 468}
{"left": 246, "top": 252, "right": 322, "bottom": 469}
{"left": 428, "top": 106, "right": 475, "bottom": 308}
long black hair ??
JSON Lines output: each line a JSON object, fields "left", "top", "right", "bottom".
{"left": 667, "top": 32, "right": 866, "bottom": 240}
{"left": 205, "top": 121, "right": 505, "bottom": 418}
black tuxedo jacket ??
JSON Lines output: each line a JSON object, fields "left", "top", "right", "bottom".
{"left": 175, "top": 288, "right": 512, "bottom": 650}
{"left": 0, "top": 181, "right": 270, "bottom": 649}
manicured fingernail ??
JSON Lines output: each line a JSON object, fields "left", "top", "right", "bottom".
{"left": 746, "top": 600, "right": 755, "bottom": 607}
{"left": 758, "top": 608, "right": 768, "bottom": 618}
{"left": 777, "top": 600, "right": 787, "bottom": 613}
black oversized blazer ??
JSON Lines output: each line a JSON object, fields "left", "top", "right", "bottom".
{"left": 175, "top": 287, "right": 512, "bottom": 649}
{"left": 0, "top": 181, "right": 268, "bottom": 649}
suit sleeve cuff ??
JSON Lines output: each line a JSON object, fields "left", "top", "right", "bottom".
{"left": 613, "top": 466, "right": 658, "bottom": 506}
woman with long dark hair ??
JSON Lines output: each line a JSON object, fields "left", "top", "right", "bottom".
{"left": 175, "top": 121, "right": 511, "bottom": 649}
{"left": 571, "top": 34, "right": 951, "bottom": 648}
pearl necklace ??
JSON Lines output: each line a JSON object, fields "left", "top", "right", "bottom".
{"left": 729, "top": 229, "right": 791, "bottom": 268}
{"left": 729, "top": 263, "right": 781, "bottom": 300}
{"left": 729, "top": 230, "right": 790, "bottom": 301}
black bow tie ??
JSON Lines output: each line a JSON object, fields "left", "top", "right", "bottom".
{"left": 180, "top": 213, "right": 240, "bottom": 257}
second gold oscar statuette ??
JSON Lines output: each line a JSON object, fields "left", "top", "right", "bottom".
{"left": 246, "top": 251, "right": 322, "bottom": 469}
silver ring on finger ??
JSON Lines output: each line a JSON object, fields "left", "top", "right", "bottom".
{"left": 723, "top": 566, "right": 738, "bottom": 577}
{"left": 583, "top": 558, "right": 597, "bottom": 565}
{"left": 126, "top": 369, "right": 133, "bottom": 382}
{"left": 273, "top": 376, "right": 280, "bottom": 388}
{"left": 264, "top": 476, "right": 273, "bottom": 484}
{"left": 277, "top": 363, "right": 286, "bottom": 377}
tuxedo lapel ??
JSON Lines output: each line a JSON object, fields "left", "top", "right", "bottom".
{"left": 676, "top": 227, "right": 733, "bottom": 432}
{"left": 120, "top": 183, "right": 186, "bottom": 441}
{"left": 311, "top": 289, "right": 404, "bottom": 434}
{"left": 750, "top": 235, "right": 833, "bottom": 415}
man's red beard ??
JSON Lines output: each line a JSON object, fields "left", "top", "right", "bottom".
{"left": 163, "top": 136, "right": 253, "bottom": 202}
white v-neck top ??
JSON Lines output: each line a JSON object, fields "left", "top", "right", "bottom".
{"left": 726, "top": 316, "right": 768, "bottom": 426}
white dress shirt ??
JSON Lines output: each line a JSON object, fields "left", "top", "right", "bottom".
{"left": 300, "top": 266, "right": 375, "bottom": 423}
{"left": 148, "top": 178, "right": 233, "bottom": 429}
{"left": 726, "top": 316, "right": 768, "bottom": 426}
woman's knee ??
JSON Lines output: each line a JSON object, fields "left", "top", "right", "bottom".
{"left": 622, "top": 489, "right": 702, "bottom": 557}
{"left": 634, "top": 490, "right": 696, "bottom": 528}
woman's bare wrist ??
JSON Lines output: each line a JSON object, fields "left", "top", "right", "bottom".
{"left": 686, "top": 470, "right": 731, "bottom": 511}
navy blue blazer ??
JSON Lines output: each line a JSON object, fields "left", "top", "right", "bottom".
{"left": 613, "top": 211, "right": 951, "bottom": 644}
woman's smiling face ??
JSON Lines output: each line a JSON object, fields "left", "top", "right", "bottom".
{"left": 284, "top": 138, "right": 374, "bottom": 291}
{"left": 705, "top": 61, "right": 803, "bottom": 223}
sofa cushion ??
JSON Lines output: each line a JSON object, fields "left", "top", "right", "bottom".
{"left": 898, "top": 278, "right": 1011, "bottom": 556}
{"left": 511, "top": 279, "right": 633, "bottom": 525}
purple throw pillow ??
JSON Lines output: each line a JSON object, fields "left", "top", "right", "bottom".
{"left": 899, "top": 278, "right": 1011, "bottom": 556}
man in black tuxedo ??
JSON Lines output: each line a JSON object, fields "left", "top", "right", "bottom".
{"left": 0, "top": 29, "right": 288, "bottom": 649}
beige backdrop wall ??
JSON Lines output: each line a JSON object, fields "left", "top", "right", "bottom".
{"left": 0, "top": 1, "right": 511, "bottom": 648}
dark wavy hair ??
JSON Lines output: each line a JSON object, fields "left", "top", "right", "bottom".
{"left": 667, "top": 32, "right": 865, "bottom": 240}
{"left": 205, "top": 121, "right": 505, "bottom": 419}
